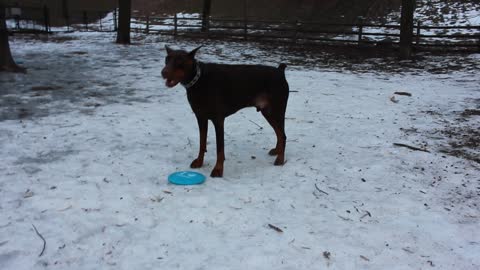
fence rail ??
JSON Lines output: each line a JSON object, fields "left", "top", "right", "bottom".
{"left": 131, "top": 15, "right": 480, "bottom": 50}
{"left": 5, "top": 6, "right": 480, "bottom": 51}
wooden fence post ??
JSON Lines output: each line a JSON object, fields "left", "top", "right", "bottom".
{"left": 400, "top": 0, "right": 416, "bottom": 59}
{"left": 174, "top": 13, "right": 178, "bottom": 36}
{"left": 83, "top": 11, "right": 88, "bottom": 31}
{"left": 145, "top": 15, "right": 149, "bottom": 34}
{"left": 201, "top": 0, "right": 211, "bottom": 32}
{"left": 415, "top": 21, "right": 420, "bottom": 46}
{"left": 43, "top": 5, "right": 50, "bottom": 33}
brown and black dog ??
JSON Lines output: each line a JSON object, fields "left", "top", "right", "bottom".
{"left": 161, "top": 45, "right": 289, "bottom": 177}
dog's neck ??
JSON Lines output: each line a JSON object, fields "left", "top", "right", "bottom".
{"left": 181, "top": 60, "right": 202, "bottom": 89}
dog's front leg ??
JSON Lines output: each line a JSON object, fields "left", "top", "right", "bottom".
{"left": 190, "top": 116, "right": 208, "bottom": 168}
{"left": 210, "top": 118, "right": 225, "bottom": 177}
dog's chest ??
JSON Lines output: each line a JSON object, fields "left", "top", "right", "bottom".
{"left": 186, "top": 89, "right": 212, "bottom": 115}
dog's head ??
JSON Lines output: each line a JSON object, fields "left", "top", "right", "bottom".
{"left": 161, "top": 45, "right": 202, "bottom": 88}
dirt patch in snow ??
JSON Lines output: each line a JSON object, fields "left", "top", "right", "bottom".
{"left": 440, "top": 109, "right": 480, "bottom": 164}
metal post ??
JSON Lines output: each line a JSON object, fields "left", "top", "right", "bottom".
{"left": 478, "top": 30, "right": 480, "bottom": 52}
{"left": 43, "top": 5, "right": 50, "bottom": 33}
{"left": 174, "top": 13, "right": 178, "bottom": 36}
{"left": 415, "top": 21, "right": 420, "bottom": 46}
{"left": 14, "top": 16, "right": 20, "bottom": 29}
{"left": 477, "top": 30, "right": 480, "bottom": 52}
{"left": 62, "top": 0, "right": 70, "bottom": 31}
{"left": 83, "top": 11, "right": 88, "bottom": 31}
{"left": 243, "top": 0, "right": 248, "bottom": 40}
{"left": 145, "top": 15, "right": 149, "bottom": 34}
{"left": 113, "top": 8, "right": 117, "bottom": 31}
{"left": 243, "top": 19, "right": 247, "bottom": 39}
{"left": 99, "top": 12, "right": 103, "bottom": 31}
{"left": 293, "top": 20, "right": 299, "bottom": 43}
{"left": 358, "top": 18, "right": 363, "bottom": 45}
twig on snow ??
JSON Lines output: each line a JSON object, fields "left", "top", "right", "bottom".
{"left": 249, "top": 120, "right": 263, "bottom": 129}
{"left": 268, "top": 224, "right": 283, "bottom": 233}
{"left": 315, "top": 183, "right": 329, "bottom": 195}
{"left": 360, "top": 255, "right": 370, "bottom": 261}
{"left": 32, "top": 224, "right": 46, "bottom": 257}
{"left": 360, "top": 210, "right": 372, "bottom": 219}
{"left": 393, "top": 143, "right": 430, "bottom": 153}
{"left": 394, "top": 91, "right": 412, "bottom": 96}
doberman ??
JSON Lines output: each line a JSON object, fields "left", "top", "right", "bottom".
{"left": 161, "top": 45, "right": 289, "bottom": 177}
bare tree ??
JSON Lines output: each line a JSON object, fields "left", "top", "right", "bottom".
{"left": 0, "top": 4, "right": 24, "bottom": 72}
{"left": 116, "top": 0, "right": 131, "bottom": 44}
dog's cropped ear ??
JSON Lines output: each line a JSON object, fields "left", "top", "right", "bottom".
{"left": 188, "top": 45, "right": 203, "bottom": 59}
{"left": 165, "top": 45, "right": 173, "bottom": 55}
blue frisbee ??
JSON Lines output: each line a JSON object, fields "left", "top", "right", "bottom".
{"left": 168, "top": 171, "right": 206, "bottom": 185}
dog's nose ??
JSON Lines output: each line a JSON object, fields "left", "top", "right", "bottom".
{"left": 161, "top": 69, "right": 168, "bottom": 78}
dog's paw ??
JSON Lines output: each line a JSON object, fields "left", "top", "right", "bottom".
{"left": 210, "top": 167, "right": 223, "bottom": 178}
{"left": 274, "top": 157, "right": 285, "bottom": 166}
{"left": 268, "top": 148, "right": 278, "bottom": 156}
{"left": 190, "top": 158, "right": 203, "bottom": 168}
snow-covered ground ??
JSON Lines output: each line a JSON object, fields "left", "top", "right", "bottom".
{"left": 0, "top": 32, "right": 479, "bottom": 270}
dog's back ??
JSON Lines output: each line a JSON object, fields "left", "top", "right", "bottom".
{"left": 189, "top": 63, "right": 289, "bottom": 117}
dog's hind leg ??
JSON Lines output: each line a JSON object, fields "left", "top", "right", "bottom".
{"left": 211, "top": 118, "right": 225, "bottom": 177}
{"left": 261, "top": 103, "right": 287, "bottom": 166}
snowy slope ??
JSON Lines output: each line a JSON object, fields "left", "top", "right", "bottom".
{"left": 0, "top": 32, "right": 479, "bottom": 270}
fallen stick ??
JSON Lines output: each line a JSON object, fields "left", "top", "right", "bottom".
{"left": 360, "top": 255, "right": 370, "bottom": 261}
{"left": 32, "top": 224, "right": 46, "bottom": 257}
{"left": 268, "top": 224, "right": 283, "bottom": 233}
{"left": 394, "top": 91, "right": 412, "bottom": 96}
{"left": 360, "top": 211, "right": 372, "bottom": 219}
{"left": 315, "top": 183, "right": 329, "bottom": 195}
{"left": 393, "top": 143, "right": 430, "bottom": 153}
{"left": 249, "top": 120, "right": 263, "bottom": 129}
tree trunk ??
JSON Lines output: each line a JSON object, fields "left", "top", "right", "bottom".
{"left": 116, "top": 0, "right": 131, "bottom": 44}
{"left": 201, "top": 0, "right": 211, "bottom": 32}
{"left": 399, "top": 0, "right": 415, "bottom": 59}
{"left": 0, "top": 4, "right": 24, "bottom": 72}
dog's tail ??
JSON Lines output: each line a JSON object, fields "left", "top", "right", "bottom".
{"left": 278, "top": 63, "right": 287, "bottom": 72}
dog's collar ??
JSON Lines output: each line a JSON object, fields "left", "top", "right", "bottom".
{"left": 181, "top": 61, "right": 202, "bottom": 89}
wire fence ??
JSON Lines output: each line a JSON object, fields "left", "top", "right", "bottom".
{"left": 5, "top": 6, "right": 480, "bottom": 51}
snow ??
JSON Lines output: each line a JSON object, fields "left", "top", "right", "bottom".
{"left": 0, "top": 32, "right": 479, "bottom": 270}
